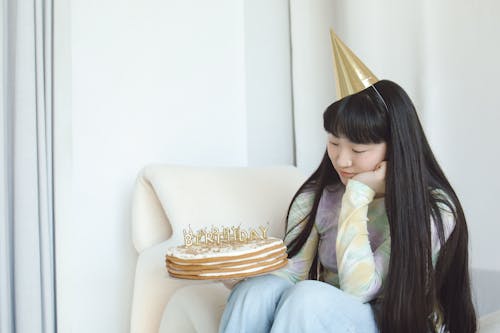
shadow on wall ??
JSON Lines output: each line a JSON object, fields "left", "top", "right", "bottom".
{"left": 472, "top": 269, "right": 500, "bottom": 316}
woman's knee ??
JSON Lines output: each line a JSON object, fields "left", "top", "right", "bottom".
{"left": 220, "top": 275, "right": 293, "bottom": 333}
{"left": 273, "top": 281, "right": 376, "bottom": 332}
{"left": 280, "top": 280, "right": 331, "bottom": 305}
{"left": 229, "top": 274, "right": 292, "bottom": 303}
{"left": 277, "top": 280, "right": 359, "bottom": 315}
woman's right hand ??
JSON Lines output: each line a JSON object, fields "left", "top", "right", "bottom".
{"left": 352, "top": 161, "right": 387, "bottom": 196}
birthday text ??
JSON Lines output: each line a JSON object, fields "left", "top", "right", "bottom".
{"left": 183, "top": 225, "right": 269, "bottom": 247}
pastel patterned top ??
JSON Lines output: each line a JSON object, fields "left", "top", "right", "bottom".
{"left": 272, "top": 179, "right": 456, "bottom": 304}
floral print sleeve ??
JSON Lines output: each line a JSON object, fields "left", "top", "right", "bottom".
{"left": 336, "top": 180, "right": 456, "bottom": 303}
{"left": 335, "top": 180, "right": 383, "bottom": 302}
{"left": 271, "top": 191, "right": 318, "bottom": 284}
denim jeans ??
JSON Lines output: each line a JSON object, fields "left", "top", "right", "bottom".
{"left": 218, "top": 274, "right": 378, "bottom": 333}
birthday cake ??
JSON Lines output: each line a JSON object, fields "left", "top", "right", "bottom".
{"left": 165, "top": 226, "right": 288, "bottom": 280}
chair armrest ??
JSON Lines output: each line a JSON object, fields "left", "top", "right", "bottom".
{"left": 132, "top": 168, "right": 173, "bottom": 253}
{"left": 130, "top": 239, "right": 209, "bottom": 333}
{"left": 130, "top": 164, "right": 307, "bottom": 333}
{"left": 159, "top": 283, "right": 229, "bottom": 333}
{"left": 132, "top": 165, "right": 306, "bottom": 252}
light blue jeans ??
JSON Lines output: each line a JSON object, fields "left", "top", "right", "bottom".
{"left": 218, "top": 274, "right": 378, "bottom": 333}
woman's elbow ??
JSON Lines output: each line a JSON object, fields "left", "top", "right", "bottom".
{"left": 341, "top": 272, "right": 383, "bottom": 303}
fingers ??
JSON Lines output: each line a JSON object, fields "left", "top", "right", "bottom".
{"left": 221, "top": 278, "right": 244, "bottom": 290}
{"left": 374, "top": 161, "right": 387, "bottom": 172}
{"left": 377, "top": 161, "right": 387, "bottom": 169}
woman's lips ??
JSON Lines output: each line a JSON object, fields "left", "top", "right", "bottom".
{"left": 339, "top": 171, "right": 355, "bottom": 178}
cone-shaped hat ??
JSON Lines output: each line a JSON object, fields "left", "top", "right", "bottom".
{"left": 330, "top": 29, "right": 379, "bottom": 99}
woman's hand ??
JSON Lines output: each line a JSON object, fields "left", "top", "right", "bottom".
{"left": 220, "top": 278, "right": 244, "bottom": 290}
{"left": 352, "top": 161, "right": 387, "bottom": 196}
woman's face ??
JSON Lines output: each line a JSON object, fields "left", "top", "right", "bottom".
{"left": 327, "top": 133, "right": 387, "bottom": 185}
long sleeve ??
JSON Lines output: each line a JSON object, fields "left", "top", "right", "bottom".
{"left": 336, "top": 180, "right": 457, "bottom": 303}
{"left": 336, "top": 179, "right": 382, "bottom": 303}
{"left": 272, "top": 191, "right": 319, "bottom": 284}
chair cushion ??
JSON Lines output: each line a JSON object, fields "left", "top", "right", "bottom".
{"left": 159, "top": 283, "right": 230, "bottom": 333}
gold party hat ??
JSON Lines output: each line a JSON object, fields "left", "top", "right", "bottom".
{"left": 330, "top": 29, "right": 378, "bottom": 99}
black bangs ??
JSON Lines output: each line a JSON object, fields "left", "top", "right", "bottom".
{"left": 323, "top": 87, "right": 389, "bottom": 144}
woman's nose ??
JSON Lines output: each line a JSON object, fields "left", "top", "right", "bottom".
{"left": 336, "top": 150, "right": 352, "bottom": 168}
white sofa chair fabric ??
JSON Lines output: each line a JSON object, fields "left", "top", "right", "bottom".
{"left": 129, "top": 164, "right": 500, "bottom": 332}
{"left": 159, "top": 283, "right": 229, "bottom": 333}
{"left": 130, "top": 165, "right": 306, "bottom": 333}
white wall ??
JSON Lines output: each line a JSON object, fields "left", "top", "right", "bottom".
{"left": 245, "top": 1, "right": 294, "bottom": 166}
{"left": 54, "top": 0, "right": 293, "bottom": 332}
{"left": 289, "top": 0, "right": 336, "bottom": 174}
{"left": 290, "top": 0, "right": 423, "bottom": 175}
{"left": 422, "top": 0, "right": 500, "bottom": 271}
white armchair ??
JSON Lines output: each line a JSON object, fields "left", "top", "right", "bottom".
{"left": 129, "top": 165, "right": 306, "bottom": 333}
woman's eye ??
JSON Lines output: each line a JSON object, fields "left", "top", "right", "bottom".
{"left": 329, "top": 142, "right": 339, "bottom": 146}
{"left": 353, "top": 149, "right": 366, "bottom": 153}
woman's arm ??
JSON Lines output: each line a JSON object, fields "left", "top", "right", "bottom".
{"left": 336, "top": 181, "right": 457, "bottom": 303}
{"left": 271, "top": 191, "right": 319, "bottom": 284}
{"left": 336, "top": 179, "right": 382, "bottom": 302}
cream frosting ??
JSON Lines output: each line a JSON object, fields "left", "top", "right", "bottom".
{"left": 166, "top": 237, "right": 284, "bottom": 260}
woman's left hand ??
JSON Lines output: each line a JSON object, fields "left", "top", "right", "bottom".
{"left": 352, "top": 161, "right": 387, "bottom": 196}
{"left": 219, "top": 278, "right": 244, "bottom": 290}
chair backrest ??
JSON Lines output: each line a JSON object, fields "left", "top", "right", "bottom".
{"left": 131, "top": 165, "right": 306, "bottom": 252}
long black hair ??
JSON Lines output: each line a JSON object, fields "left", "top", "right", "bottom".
{"left": 285, "top": 80, "right": 476, "bottom": 332}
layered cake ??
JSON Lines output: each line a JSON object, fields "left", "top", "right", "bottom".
{"left": 165, "top": 226, "right": 288, "bottom": 280}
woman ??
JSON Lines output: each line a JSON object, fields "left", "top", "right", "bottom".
{"left": 219, "top": 80, "right": 476, "bottom": 333}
